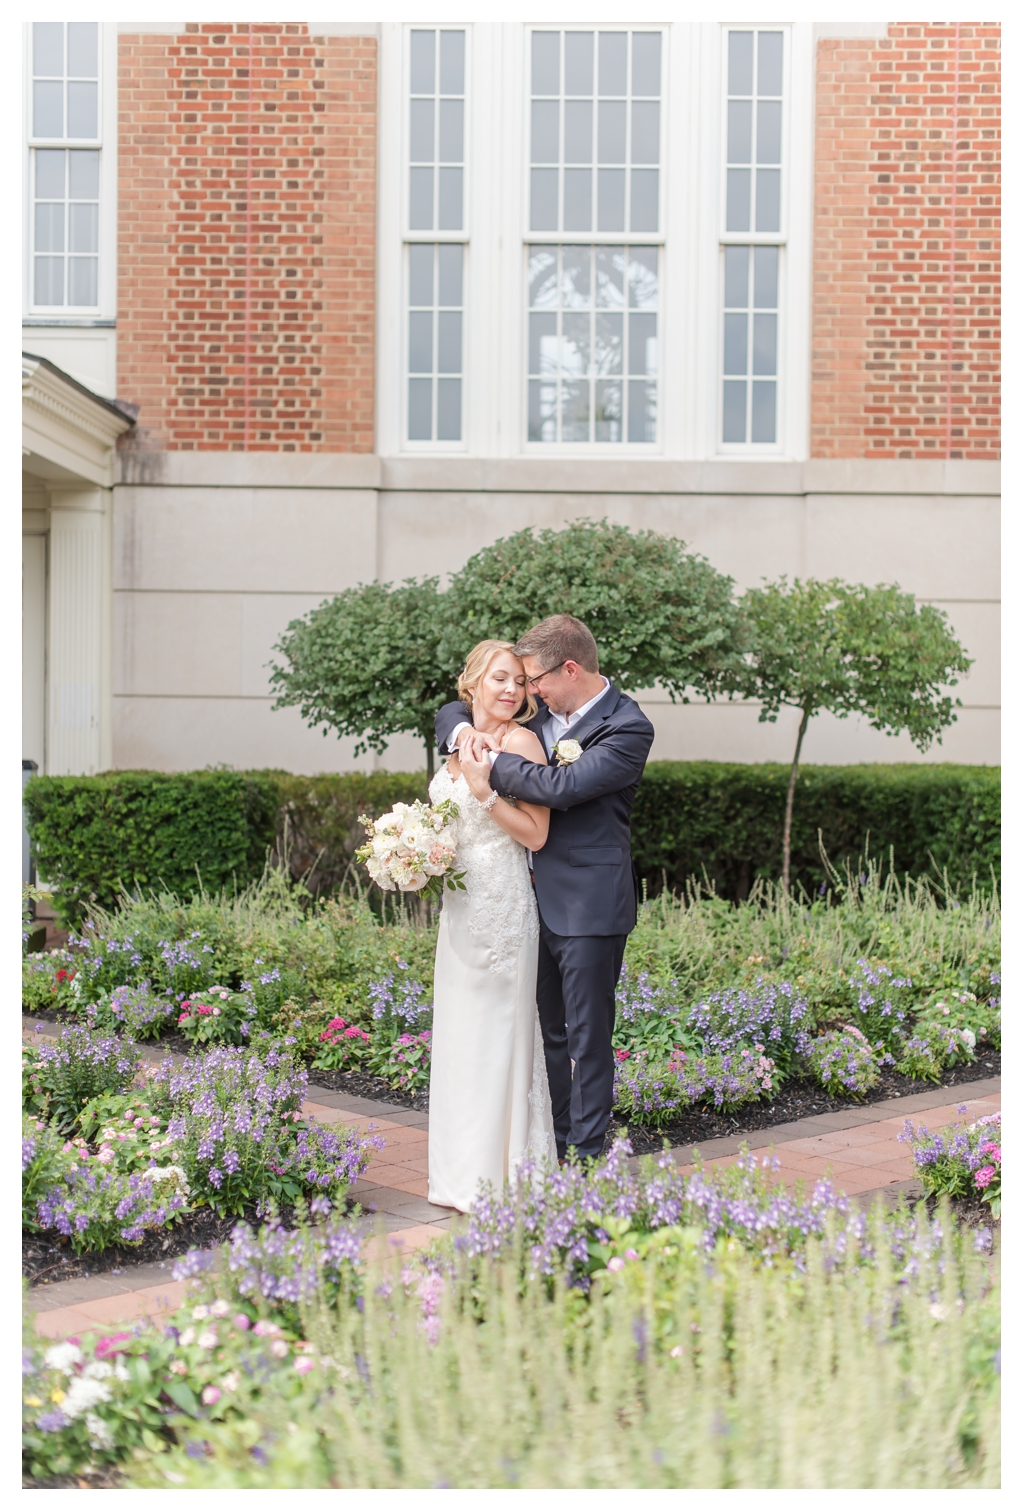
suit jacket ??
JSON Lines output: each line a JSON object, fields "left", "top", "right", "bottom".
{"left": 434, "top": 684, "right": 654, "bottom": 937}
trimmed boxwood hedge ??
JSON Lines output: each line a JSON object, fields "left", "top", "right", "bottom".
{"left": 26, "top": 761, "right": 998, "bottom": 923}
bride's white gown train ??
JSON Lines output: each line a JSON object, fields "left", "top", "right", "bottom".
{"left": 427, "top": 765, "right": 557, "bottom": 1213}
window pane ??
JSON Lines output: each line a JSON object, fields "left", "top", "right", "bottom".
{"left": 69, "top": 257, "right": 98, "bottom": 305}
{"left": 598, "top": 32, "right": 627, "bottom": 95}
{"left": 755, "top": 168, "right": 780, "bottom": 232}
{"left": 757, "top": 32, "right": 783, "bottom": 96}
{"left": 528, "top": 246, "right": 558, "bottom": 307}
{"left": 68, "top": 149, "right": 99, "bottom": 199}
{"left": 561, "top": 379, "right": 589, "bottom": 441}
{"left": 631, "top": 33, "right": 661, "bottom": 96}
{"left": 35, "top": 202, "right": 65, "bottom": 254}
{"left": 628, "top": 379, "right": 656, "bottom": 442}
{"left": 595, "top": 246, "right": 624, "bottom": 308}
{"left": 757, "top": 100, "right": 781, "bottom": 164}
{"left": 438, "top": 243, "right": 462, "bottom": 305}
{"left": 67, "top": 22, "right": 98, "bottom": 77}
{"left": 438, "top": 99, "right": 463, "bottom": 161}
{"left": 724, "top": 245, "right": 748, "bottom": 308}
{"left": 33, "top": 80, "right": 63, "bottom": 137}
{"left": 723, "top": 313, "right": 747, "bottom": 375}
{"left": 438, "top": 166, "right": 462, "bottom": 229}
{"left": 408, "top": 378, "right": 432, "bottom": 440}
{"left": 531, "top": 100, "right": 559, "bottom": 163}
{"left": 33, "top": 22, "right": 64, "bottom": 78}
{"left": 35, "top": 257, "right": 64, "bottom": 305}
{"left": 67, "top": 80, "right": 98, "bottom": 138}
{"left": 409, "top": 244, "right": 433, "bottom": 306}
{"left": 409, "top": 166, "right": 434, "bottom": 229}
{"left": 409, "top": 98, "right": 434, "bottom": 162}
{"left": 597, "top": 168, "right": 625, "bottom": 231}
{"left": 530, "top": 168, "right": 558, "bottom": 231}
{"left": 70, "top": 201, "right": 98, "bottom": 253}
{"left": 529, "top": 379, "right": 557, "bottom": 441}
{"left": 726, "top": 168, "right": 750, "bottom": 232}
{"left": 628, "top": 247, "right": 658, "bottom": 309}
{"left": 561, "top": 246, "right": 591, "bottom": 307}
{"left": 752, "top": 313, "right": 777, "bottom": 375}
{"left": 564, "top": 32, "right": 594, "bottom": 94}
{"left": 437, "top": 311, "right": 462, "bottom": 373}
{"left": 629, "top": 169, "right": 658, "bottom": 232}
{"left": 439, "top": 31, "right": 464, "bottom": 94}
{"left": 598, "top": 100, "right": 626, "bottom": 162}
{"left": 564, "top": 100, "right": 592, "bottom": 163}
{"left": 563, "top": 168, "right": 592, "bottom": 231}
{"left": 36, "top": 148, "right": 66, "bottom": 199}
{"left": 595, "top": 380, "right": 622, "bottom": 442}
{"left": 753, "top": 245, "right": 778, "bottom": 308}
{"left": 595, "top": 312, "right": 623, "bottom": 375}
{"left": 436, "top": 379, "right": 461, "bottom": 440}
{"left": 532, "top": 31, "right": 560, "bottom": 94}
{"left": 631, "top": 101, "right": 659, "bottom": 164}
{"left": 562, "top": 312, "right": 590, "bottom": 375}
{"left": 410, "top": 31, "right": 435, "bottom": 94}
{"left": 728, "top": 32, "right": 753, "bottom": 95}
{"left": 628, "top": 312, "right": 657, "bottom": 375}
{"left": 727, "top": 100, "right": 751, "bottom": 164}
{"left": 529, "top": 312, "right": 557, "bottom": 374}
{"left": 722, "top": 380, "right": 746, "bottom": 442}
{"left": 409, "top": 311, "right": 433, "bottom": 373}
{"left": 751, "top": 380, "right": 776, "bottom": 442}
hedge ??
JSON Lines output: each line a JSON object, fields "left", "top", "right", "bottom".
{"left": 26, "top": 762, "right": 999, "bottom": 923}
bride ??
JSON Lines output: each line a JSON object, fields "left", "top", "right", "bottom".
{"left": 427, "top": 639, "right": 557, "bottom": 1212}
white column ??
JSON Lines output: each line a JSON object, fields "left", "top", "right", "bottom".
{"left": 47, "top": 490, "right": 112, "bottom": 775}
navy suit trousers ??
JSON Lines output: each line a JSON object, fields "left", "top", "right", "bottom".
{"left": 536, "top": 920, "right": 626, "bottom": 1158}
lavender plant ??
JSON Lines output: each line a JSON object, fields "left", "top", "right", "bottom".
{"left": 845, "top": 958, "right": 915, "bottom": 1056}
{"left": 899, "top": 1109, "right": 1001, "bottom": 1216}
{"left": 35, "top": 1162, "right": 188, "bottom": 1252}
{"left": 805, "top": 1026, "right": 881, "bottom": 1099}
{"left": 30, "top": 1025, "right": 141, "bottom": 1132}
{"left": 686, "top": 980, "right": 812, "bottom": 1080}
{"left": 613, "top": 1048, "right": 775, "bottom": 1125}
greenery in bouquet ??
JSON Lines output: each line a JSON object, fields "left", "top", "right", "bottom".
{"left": 805, "top": 1026, "right": 881, "bottom": 1099}
{"left": 899, "top": 1110, "right": 1001, "bottom": 1216}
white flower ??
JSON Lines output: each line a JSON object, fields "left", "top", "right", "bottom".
{"left": 192, "top": 1304, "right": 210, "bottom": 1321}
{"left": 210, "top": 1299, "right": 230, "bottom": 1318}
{"left": 43, "top": 1342, "right": 83, "bottom": 1374}
{"left": 960, "top": 1028, "right": 976, "bottom": 1050}
{"left": 61, "top": 1375, "right": 112, "bottom": 1420}
{"left": 83, "top": 1359, "right": 114, "bottom": 1381}
{"left": 178, "top": 1327, "right": 196, "bottom": 1346}
{"left": 148, "top": 1164, "right": 190, "bottom": 1198}
{"left": 222, "top": 1371, "right": 240, "bottom": 1392}
{"left": 197, "top": 1329, "right": 218, "bottom": 1350}
{"left": 553, "top": 739, "right": 583, "bottom": 767}
{"left": 85, "top": 1412, "right": 114, "bottom": 1451}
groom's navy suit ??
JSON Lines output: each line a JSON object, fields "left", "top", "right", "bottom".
{"left": 435, "top": 684, "right": 654, "bottom": 1157}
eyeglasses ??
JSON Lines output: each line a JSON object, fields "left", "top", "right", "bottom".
{"left": 526, "top": 661, "right": 566, "bottom": 689}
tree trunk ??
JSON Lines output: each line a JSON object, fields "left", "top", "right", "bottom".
{"left": 425, "top": 737, "right": 435, "bottom": 783}
{"left": 782, "top": 707, "right": 811, "bottom": 894}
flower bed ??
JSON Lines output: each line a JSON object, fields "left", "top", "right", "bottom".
{"left": 900, "top": 1108, "right": 1002, "bottom": 1218}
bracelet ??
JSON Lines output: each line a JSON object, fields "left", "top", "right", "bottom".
{"left": 482, "top": 790, "right": 499, "bottom": 813}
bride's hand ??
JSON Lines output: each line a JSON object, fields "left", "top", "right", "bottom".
{"left": 460, "top": 743, "right": 495, "bottom": 800}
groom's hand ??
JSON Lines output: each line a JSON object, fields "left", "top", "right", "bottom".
{"left": 457, "top": 727, "right": 501, "bottom": 762}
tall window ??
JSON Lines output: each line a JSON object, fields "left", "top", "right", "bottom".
{"left": 29, "top": 22, "right": 101, "bottom": 310}
{"left": 720, "top": 28, "right": 784, "bottom": 446}
{"left": 528, "top": 29, "right": 661, "bottom": 445}
{"left": 406, "top": 28, "right": 465, "bottom": 443}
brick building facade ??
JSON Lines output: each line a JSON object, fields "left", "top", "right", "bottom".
{"left": 23, "top": 21, "right": 1000, "bottom": 779}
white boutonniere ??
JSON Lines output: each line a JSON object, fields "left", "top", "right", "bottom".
{"left": 553, "top": 739, "right": 583, "bottom": 767}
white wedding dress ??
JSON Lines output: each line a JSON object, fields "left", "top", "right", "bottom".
{"left": 427, "top": 763, "right": 557, "bottom": 1212}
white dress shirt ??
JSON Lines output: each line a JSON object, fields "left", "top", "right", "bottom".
{"left": 447, "top": 677, "right": 612, "bottom": 761}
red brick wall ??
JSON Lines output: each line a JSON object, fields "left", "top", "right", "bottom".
{"left": 117, "top": 23, "right": 376, "bottom": 452}
{"left": 811, "top": 23, "right": 1000, "bottom": 459}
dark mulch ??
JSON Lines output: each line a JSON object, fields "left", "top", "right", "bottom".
{"left": 24, "top": 1467, "right": 124, "bottom": 1490}
{"left": 931, "top": 1190, "right": 1000, "bottom": 1233}
{"left": 305, "top": 1067, "right": 429, "bottom": 1112}
{"left": 604, "top": 1052, "right": 1001, "bottom": 1159}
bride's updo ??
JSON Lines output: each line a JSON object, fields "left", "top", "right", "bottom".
{"left": 457, "top": 640, "right": 538, "bottom": 724}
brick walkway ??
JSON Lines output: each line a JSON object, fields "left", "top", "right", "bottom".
{"left": 22, "top": 1018, "right": 999, "bottom": 1341}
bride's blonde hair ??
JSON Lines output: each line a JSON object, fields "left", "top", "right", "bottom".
{"left": 456, "top": 640, "right": 538, "bottom": 725}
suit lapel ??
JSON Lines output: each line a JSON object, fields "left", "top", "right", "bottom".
{"left": 559, "top": 681, "right": 621, "bottom": 749}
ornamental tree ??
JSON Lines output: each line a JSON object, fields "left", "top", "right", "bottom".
{"left": 739, "top": 578, "right": 973, "bottom": 891}
{"left": 269, "top": 579, "right": 453, "bottom": 778}
{"left": 440, "top": 519, "right": 746, "bottom": 700}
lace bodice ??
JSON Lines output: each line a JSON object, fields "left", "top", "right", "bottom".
{"left": 430, "top": 763, "right": 539, "bottom": 975}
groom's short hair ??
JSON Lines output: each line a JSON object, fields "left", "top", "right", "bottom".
{"left": 513, "top": 615, "right": 600, "bottom": 674}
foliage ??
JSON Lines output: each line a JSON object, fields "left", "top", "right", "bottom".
{"left": 737, "top": 578, "right": 973, "bottom": 888}
{"left": 612, "top": 1048, "right": 776, "bottom": 1124}
{"left": 900, "top": 1111, "right": 1001, "bottom": 1217}
{"left": 176, "top": 987, "right": 258, "bottom": 1047}
{"left": 269, "top": 578, "right": 452, "bottom": 774}
{"left": 22, "top": 1115, "right": 74, "bottom": 1231}
{"left": 26, "top": 1026, "right": 141, "bottom": 1133}
{"left": 35, "top": 1164, "right": 188, "bottom": 1253}
{"left": 23, "top": 770, "right": 280, "bottom": 926}
{"left": 441, "top": 518, "right": 746, "bottom": 700}
{"left": 379, "top": 1030, "right": 433, "bottom": 1092}
{"left": 805, "top": 1027, "right": 881, "bottom": 1099}
{"left": 687, "top": 980, "right": 812, "bottom": 1080}
{"left": 310, "top": 1016, "right": 372, "bottom": 1073}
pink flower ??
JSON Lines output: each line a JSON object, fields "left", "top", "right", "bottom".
{"left": 615, "top": 1049, "right": 630, "bottom": 1062}
{"left": 980, "top": 1142, "right": 1001, "bottom": 1162}
{"left": 293, "top": 1356, "right": 314, "bottom": 1375}
{"left": 201, "top": 1385, "right": 221, "bottom": 1405}
{"left": 233, "top": 1314, "right": 251, "bottom": 1331}
{"left": 94, "top": 1332, "right": 133, "bottom": 1359}
{"left": 974, "top": 1166, "right": 995, "bottom": 1189}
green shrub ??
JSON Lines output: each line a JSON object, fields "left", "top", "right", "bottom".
{"left": 24, "top": 770, "right": 281, "bottom": 925}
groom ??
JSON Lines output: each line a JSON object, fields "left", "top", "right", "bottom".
{"left": 435, "top": 614, "right": 654, "bottom": 1161}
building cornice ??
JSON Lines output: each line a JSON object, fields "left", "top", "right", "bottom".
{"left": 23, "top": 354, "right": 134, "bottom": 489}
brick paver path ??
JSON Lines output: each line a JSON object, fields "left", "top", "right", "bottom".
{"left": 22, "top": 1019, "right": 999, "bottom": 1341}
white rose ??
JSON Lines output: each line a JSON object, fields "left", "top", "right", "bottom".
{"left": 553, "top": 739, "right": 583, "bottom": 767}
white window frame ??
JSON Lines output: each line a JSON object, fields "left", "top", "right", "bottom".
{"left": 23, "top": 22, "right": 117, "bottom": 323}
{"left": 521, "top": 25, "right": 666, "bottom": 455}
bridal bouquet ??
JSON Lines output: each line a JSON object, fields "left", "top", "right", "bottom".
{"left": 355, "top": 799, "right": 465, "bottom": 899}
